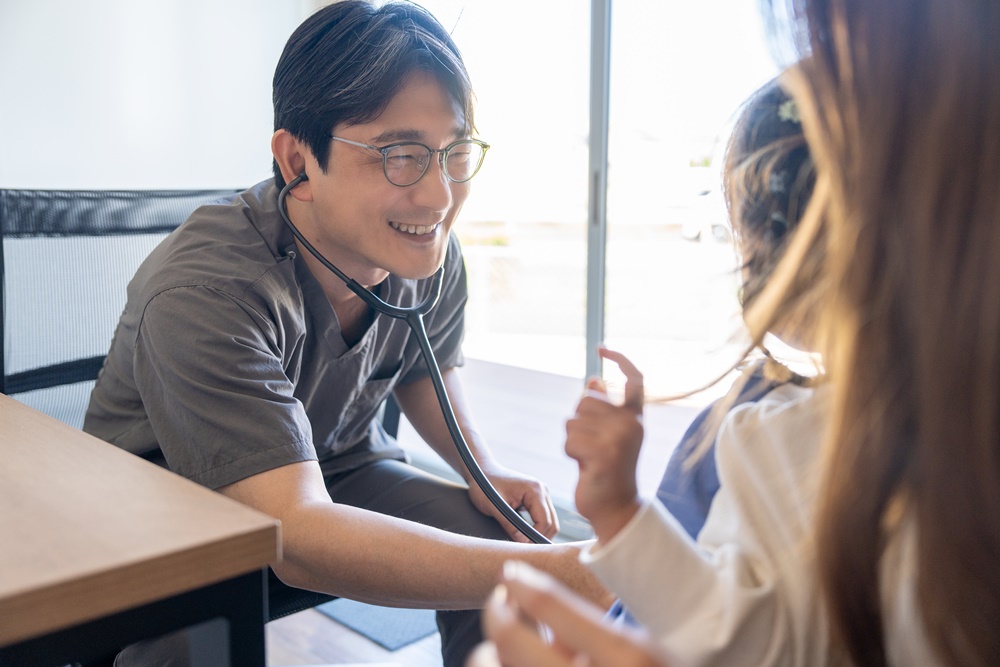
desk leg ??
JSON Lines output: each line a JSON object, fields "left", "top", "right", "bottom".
{"left": 224, "top": 569, "right": 268, "bottom": 666}
{"left": 0, "top": 569, "right": 267, "bottom": 667}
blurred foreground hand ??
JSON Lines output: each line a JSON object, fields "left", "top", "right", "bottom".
{"left": 466, "top": 560, "right": 674, "bottom": 667}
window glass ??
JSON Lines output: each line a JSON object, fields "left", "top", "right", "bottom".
{"left": 386, "top": 2, "right": 781, "bottom": 502}
{"left": 604, "top": 1, "right": 779, "bottom": 401}
{"left": 421, "top": 1, "right": 592, "bottom": 379}
{"left": 419, "top": 2, "right": 779, "bottom": 401}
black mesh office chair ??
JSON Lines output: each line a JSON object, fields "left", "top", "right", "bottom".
{"left": 0, "top": 188, "right": 241, "bottom": 427}
{"left": 0, "top": 189, "right": 393, "bottom": 657}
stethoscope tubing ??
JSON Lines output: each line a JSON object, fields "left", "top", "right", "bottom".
{"left": 278, "top": 174, "right": 550, "bottom": 545}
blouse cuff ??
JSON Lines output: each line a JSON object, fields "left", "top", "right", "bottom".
{"left": 579, "top": 499, "right": 655, "bottom": 565}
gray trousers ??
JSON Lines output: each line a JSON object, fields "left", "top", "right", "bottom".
{"left": 115, "top": 458, "right": 509, "bottom": 667}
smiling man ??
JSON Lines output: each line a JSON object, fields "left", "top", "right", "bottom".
{"left": 83, "top": 2, "right": 609, "bottom": 666}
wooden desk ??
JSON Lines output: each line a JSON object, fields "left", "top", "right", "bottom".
{"left": 0, "top": 393, "right": 280, "bottom": 666}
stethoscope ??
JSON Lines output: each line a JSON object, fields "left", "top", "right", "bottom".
{"left": 278, "top": 173, "right": 550, "bottom": 545}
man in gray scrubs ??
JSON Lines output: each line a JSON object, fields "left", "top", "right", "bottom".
{"left": 83, "top": 2, "right": 608, "bottom": 666}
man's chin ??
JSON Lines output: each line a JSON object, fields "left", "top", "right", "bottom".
{"left": 387, "top": 250, "right": 447, "bottom": 281}
{"left": 392, "top": 263, "right": 444, "bottom": 281}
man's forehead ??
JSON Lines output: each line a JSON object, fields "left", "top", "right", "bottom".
{"left": 335, "top": 73, "right": 471, "bottom": 143}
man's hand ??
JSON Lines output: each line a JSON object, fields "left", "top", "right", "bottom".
{"left": 469, "top": 462, "right": 559, "bottom": 543}
{"left": 395, "top": 369, "right": 559, "bottom": 543}
{"left": 564, "top": 346, "right": 645, "bottom": 544}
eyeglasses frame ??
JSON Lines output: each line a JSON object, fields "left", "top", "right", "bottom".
{"left": 329, "top": 135, "right": 490, "bottom": 187}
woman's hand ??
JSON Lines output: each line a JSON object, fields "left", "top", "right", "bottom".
{"left": 564, "top": 346, "right": 645, "bottom": 543}
{"left": 466, "top": 560, "right": 672, "bottom": 667}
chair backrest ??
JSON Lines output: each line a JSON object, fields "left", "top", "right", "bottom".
{"left": 0, "top": 188, "right": 239, "bottom": 428}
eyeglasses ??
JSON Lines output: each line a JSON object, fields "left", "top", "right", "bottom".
{"left": 329, "top": 135, "right": 490, "bottom": 187}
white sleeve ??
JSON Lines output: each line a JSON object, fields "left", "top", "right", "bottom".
{"left": 580, "top": 385, "right": 835, "bottom": 667}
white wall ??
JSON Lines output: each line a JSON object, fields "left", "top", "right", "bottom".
{"left": 0, "top": 0, "right": 312, "bottom": 190}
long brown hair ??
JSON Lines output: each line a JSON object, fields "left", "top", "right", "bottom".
{"left": 759, "top": 0, "right": 1000, "bottom": 664}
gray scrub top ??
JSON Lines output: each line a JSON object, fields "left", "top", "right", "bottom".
{"left": 84, "top": 179, "right": 468, "bottom": 489}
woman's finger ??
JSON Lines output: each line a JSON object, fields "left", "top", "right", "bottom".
{"left": 501, "top": 561, "right": 670, "bottom": 667}
{"left": 501, "top": 562, "right": 621, "bottom": 658}
{"left": 598, "top": 346, "right": 645, "bottom": 412}
{"left": 481, "top": 583, "right": 576, "bottom": 667}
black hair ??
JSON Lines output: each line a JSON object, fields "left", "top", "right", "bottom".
{"left": 271, "top": 0, "right": 474, "bottom": 188}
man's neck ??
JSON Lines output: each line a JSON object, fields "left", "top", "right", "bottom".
{"left": 333, "top": 294, "right": 375, "bottom": 347}
{"left": 294, "top": 240, "right": 384, "bottom": 347}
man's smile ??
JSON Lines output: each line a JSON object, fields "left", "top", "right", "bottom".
{"left": 389, "top": 220, "right": 441, "bottom": 236}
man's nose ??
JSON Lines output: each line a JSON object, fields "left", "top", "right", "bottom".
{"left": 411, "top": 155, "right": 454, "bottom": 210}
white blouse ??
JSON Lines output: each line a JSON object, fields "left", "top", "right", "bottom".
{"left": 581, "top": 383, "right": 937, "bottom": 666}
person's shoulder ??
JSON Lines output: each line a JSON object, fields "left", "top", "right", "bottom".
{"left": 435, "top": 231, "right": 468, "bottom": 296}
{"left": 136, "top": 179, "right": 291, "bottom": 299}
{"left": 181, "top": 179, "right": 278, "bottom": 234}
{"left": 717, "top": 383, "right": 831, "bottom": 470}
{"left": 445, "top": 230, "right": 466, "bottom": 265}
{"left": 732, "top": 382, "right": 827, "bottom": 424}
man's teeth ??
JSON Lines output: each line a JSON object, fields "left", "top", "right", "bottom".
{"left": 390, "top": 220, "right": 438, "bottom": 236}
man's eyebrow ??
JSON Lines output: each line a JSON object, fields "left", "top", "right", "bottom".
{"left": 369, "top": 127, "right": 467, "bottom": 144}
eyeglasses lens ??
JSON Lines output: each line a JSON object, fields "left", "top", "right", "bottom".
{"left": 443, "top": 142, "right": 485, "bottom": 183}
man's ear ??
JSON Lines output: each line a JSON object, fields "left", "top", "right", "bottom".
{"left": 271, "top": 129, "right": 313, "bottom": 201}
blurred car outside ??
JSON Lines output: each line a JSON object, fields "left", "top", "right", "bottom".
{"left": 680, "top": 166, "right": 732, "bottom": 243}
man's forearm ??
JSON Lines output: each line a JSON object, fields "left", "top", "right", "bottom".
{"left": 277, "top": 500, "right": 589, "bottom": 609}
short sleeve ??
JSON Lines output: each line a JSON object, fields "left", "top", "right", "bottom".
{"left": 134, "top": 285, "right": 316, "bottom": 488}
